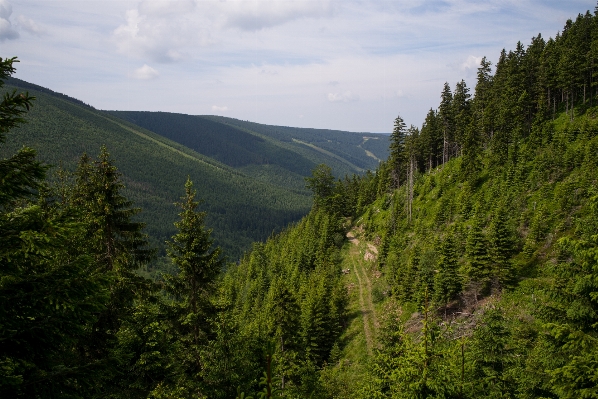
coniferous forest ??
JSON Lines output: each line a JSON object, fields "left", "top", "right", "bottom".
{"left": 3, "top": 6, "right": 598, "bottom": 399}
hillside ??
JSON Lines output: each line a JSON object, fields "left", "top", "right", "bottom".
{"left": 0, "top": 79, "right": 312, "bottom": 259}
{"left": 2, "top": 78, "right": 387, "bottom": 260}
{"left": 204, "top": 8, "right": 598, "bottom": 398}
{"left": 108, "top": 111, "right": 389, "bottom": 191}
{"left": 5, "top": 7, "right": 598, "bottom": 399}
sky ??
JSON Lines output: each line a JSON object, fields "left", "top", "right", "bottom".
{"left": 0, "top": 0, "right": 594, "bottom": 133}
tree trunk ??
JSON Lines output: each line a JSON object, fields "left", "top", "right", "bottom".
{"left": 443, "top": 130, "right": 448, "bottom": 166}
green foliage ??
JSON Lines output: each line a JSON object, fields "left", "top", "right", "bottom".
{"left": 0, "top": 57, "right": 110, "bottom": 398}
{"left": 215, "top": 199, "right": 347, "bottom": 396}
{"left": 539, "top": 191, "right": 598, "bottom": 398}
{"left": 200, "top": 115, "right": 390, "bottom": 172}
{"left": 0, "top": 81, "right": 315, "bottom": 260}
{"left": 8, "top": 5, "right": 598, "bottom": 397}
{"left": 338, "top": 7, "right": 598, "bottom": 399}
{"left": 433, "top": 230, "right": 462, "bottom": 310}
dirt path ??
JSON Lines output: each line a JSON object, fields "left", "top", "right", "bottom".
{"left": 346, "top": 230, "right": 377, "bottom": 356}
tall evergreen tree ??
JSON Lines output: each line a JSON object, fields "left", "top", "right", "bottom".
{"left": 474, "top": 56, "right": 494, "bottom": 144}
{"left": 452, "top": 79, "right": 472, "bottom": 157}
{"left": 433, "top": 231, "right": 462, "bottom": 313}
{"left": 541, "top": 191, "right": 598, "bottom": 399}
{"left": 305, "top": 164, "right": 337, "bottom": 212}
{"left": 0, "top": 57, "right": 108, "bottom": 397}
{"left": 71, "top": 147, "right": 154, "bottom": 378}
{"left": 465, "top": 210, "right": 490, "bottom": 301}
{"left": 162, "top": 177, "right": 224, "bottom": 394}
{"left": 487, "top": 205, "right": 515, "bottom": 288}
{"left": 389, "top": 114, "right": 407, "bottom": 188}
{"left": 438, "top": 82, "right": 454, "bottom": 165}
{"left": 419, "top": 108, "right": 442, "bottom": 171}
{"left": 468, "top": 307, "right": 515, "bottom": 398}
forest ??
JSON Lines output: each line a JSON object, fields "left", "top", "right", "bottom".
{"left": 0, "top": 79, "right": 388, "bottom": 261}
{"left": 2, "top": 5, "right": 598, "bottom": 399}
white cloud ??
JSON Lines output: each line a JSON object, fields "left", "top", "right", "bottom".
{"left": 0, "top": 0, "right": 18, "bottom": 41}
{"left": 112, "top": 0, "right": 334, "bottom": 63}
{"left": 461, "top": 55, "right": 482, "bottom": 71}
{"left": 17, "top": 15, "right": 45, "bottom": 36}
{"left": 211, "top": 105, "right": 228, "bottom": 112}
{"left": 328, "top": 90, "right": 358, "bottom": 103}
{"left": 0, "top": 0, "right": 12, "bottom": 19}
{"left": 217, "top": 0, "right": 334, "bottom": 31}
{"left": 131, "top": 64, "right": 159, "bottom": 79}
{"left": 113, "top": 7, "right": 210, "bottom": 63}
{"left": 458, "top": 55, "right": 483, "bottom": 79}
{"left": 138, "top": 0, "right": 197, "bottom": 17}
{"left": 4, "top": 0, "right": 592, "bottom": 132}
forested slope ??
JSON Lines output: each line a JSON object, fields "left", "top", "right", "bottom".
{"left": 109, "top": 111, "right": 389, "bottom": 191}
{"left": 0, "top": 82, "right": 312, "bottom": 259}
{"left": 4, "top": 6, "right": 598, "bottom": 399}
{"left": 310, "top": 8, "right": 598, "bottom": 397}
{"left": 202, "top": 115, "right": 389, "bottom": 170}
{"left": 192, "top": 6, "right": 598, "bottom": 397}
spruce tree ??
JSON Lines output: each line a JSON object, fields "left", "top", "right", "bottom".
{"left": 468, "top": 307, "right": 515, "bottom": 398}
{"left": 0, "top": 57, "right": 108, "bottom": 397}
{"left": 162, "top": 177, "right": 224, "bottom": 393}
{"left": 72, "top": 146, "right": 154, "bottom": 376}
{"left": 73, "top": 146, "right": 153, "bottom": 273}
{"left": 541, "top": 191, "right": 598, "bottom": 399}
{"left": 305, "top": 164, "right": 336, "bottom": 212}
{"left": 487, "top": 205, "right": 515, "bottom": 289}
{"left": 438, "top": 82, "right": 454, "bottom": 165}
{"left": 474, "top": 56, "right": 494, "bottom": 143}
{"left": 452, "top": 79, "right": 472, "bottom": 159}
{"left": 465, "top": 210, "right": 490, "bottom": 300}
{"left": 433, "top": 231, "right": 462, "bottom": 314}
{"left": 389, "top": 114, "right": 407, "bottom": 188}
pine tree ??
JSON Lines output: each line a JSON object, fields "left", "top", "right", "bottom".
{"left": 265, "top": 278, "right": 300, "bottom": 390}
{"left": 468, "top": 307, "right": 515, "bottom": 398}
{"left": 465, "top": 210, "right": 490, "bottom": 301}
{"left": 433, "top": 231, "right": 462, "bottom": 314}
{"left": 487, "top": 205, "right": 515, "bottom": 289}
{"left": 72, "top": 147, "right": 154, "bottom": 374}
{"left": 541, "top": 191, "right": 598, "bottom": 399}
{"left": 389, "top": 114, "right": 407, "bottom": 188}
{"left": 0, "top": 57, "right": 43, "bottom": 206}
{"left": 163, "top": 177, "right": 224, "bottom": 390}
{"left": 438, "top": 82, "right": 454, "bottom": 165}
{"left": 0, "top": 57, "right": 108, "bottom": 397}
{"left": 74, "top": 146, "right": 153, "bottom": 272}
{"left": 383, "top": 292, "right": 459, "bottom": 398}
{"left": 305, "top": 164, "right": 336, "bottom": 212}
{"left": 452, "top": 79, "right": 472, "bottom": 158}
{"left": 419, "top": 108, "right": 442, "bottom": 171}
{"left": 474, "top": 56, "right": 494, "bottom": 144}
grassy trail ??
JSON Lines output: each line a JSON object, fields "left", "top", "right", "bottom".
{"left": 345, "top": 231, "right": 378, "bottom": 356}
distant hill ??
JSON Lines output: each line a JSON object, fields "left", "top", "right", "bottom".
{"left": 0, "top": 79, "right": 309, "bottom": 259}
{"left": 203, "top": 115, "right": 389, "bottom": 168}
{"left": 2, "top": 78, "right": 388, "bottom": 260}
{"left": 108, "top": 111, "right": 389, "bottom": 191}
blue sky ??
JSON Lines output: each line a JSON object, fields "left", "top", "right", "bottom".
{"left": 0, "top": 0, "right": 593, "bottom": 132}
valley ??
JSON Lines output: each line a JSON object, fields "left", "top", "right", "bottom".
{"left": 3, "top": 5, "right": 598, "bottom": 398}
{"left": 1, "top": 77, "right": 388, "bottom": 260}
